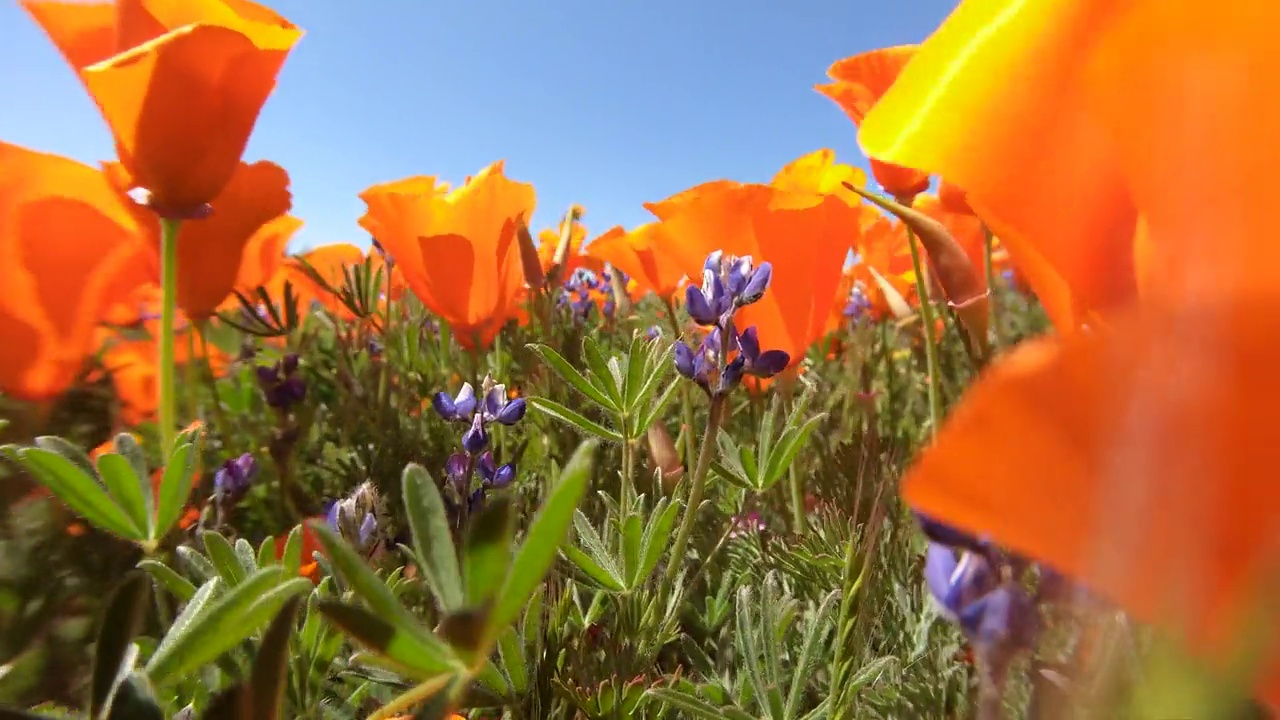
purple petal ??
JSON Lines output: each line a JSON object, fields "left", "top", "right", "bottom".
{"left": 453, "top": 383, "right": 477, "bottom": 418}
{"left": 685, "top": 286, "right": 718, "bottom": 326}
{"left": 751, "top": 350, "right": 790, "bottom": 377}
{"left": 737, "top": 326, "right": 761, "bottom": 362}
{"left": 477, "top": 451, "right": 497, "bottom": 483}
{"left": 483, "top": 386, "right": 505, "bottom": 419}
{"left": 674, "top": 341, "right": 696, "bottom": 379}
{"left": 325, "top": 501, "right": 340, "bottom": 532}
{"left": 495, "top": 397, "right": 526, "bottom": 425}
{"left": 462, "top": 415, "right": 488, "bottom": 454}
{"left": 491, "top": 463, "right": 516, "bottom": 488}
{"left": 924, "top": 543, "right": 962, "bottom": 614}
{"left": 431, "top": 391, "right": 457, "bottom": 421}
{"left": 739, "top": 262, "right": 772, "bottom": 305}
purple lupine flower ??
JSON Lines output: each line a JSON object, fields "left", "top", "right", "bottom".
{"left": 326, "top": 481, "right": 381, "bottom": 553}
{"left": 478, "top": 451, "right": 516, "bottom": 489}
{"left": 445, "top": 452, "right": 470, "bottom": 496}
{"left": 432, "top": 383, "right": 477, "bottom": 422}
{"left": 481, "top": 384, "right": 526, "bottom": 426}
{"left": 371, "top": 238, "right": 395, "bottom": 269}
{"left": 645, "top": 325, "right": 663, "bottom": 341}
{"left": 213, "top": 453, "right": 257, "bottom": 503}
{"left": 843, "top": 285, "right": 873, "bottom": 320}
{"left": 257, "top": 354, "right": 307, "bottom": 411}
{"left": 925, "top": 542, "right": 1039, "bottom": 669}
{"left": 735, "top": 326, "right": 790, "bottom": 378}
{"left": 461, "top": 413, "right": 489, "bottom": 454}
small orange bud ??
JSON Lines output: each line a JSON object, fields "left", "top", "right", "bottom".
{"left": 846, "top": 183, "right": 990, "bottom": 354}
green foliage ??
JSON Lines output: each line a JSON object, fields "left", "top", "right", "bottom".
{"left": 6, "top": 270, "right": 1251, "bottom": 720}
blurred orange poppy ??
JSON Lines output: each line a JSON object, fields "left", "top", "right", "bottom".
{"left": 862, "top": 0, "right": 1280, "bottom": 706}
{"left": 0, "top": 142, "right": 149, "bottom": 401}
{"left": 852, "top": 216, "right": 917, "bottom": 319}
{"left": 227, "top": 214, "right": 303, "bottom": 303}
{"left": 274, "top": 520, "right": 326, "bottom": 584}
{"left": 816, "top": 46, "right": 930, "bottom": 201}
{"left": 358, "top": 162, "right": 536, "bottom": 349}
{"left": 647, "top": 176, "right": 862, "bottom": 369}
{"left": 21, "top": 0, "right": 303, "bottom": 215}
{"left": 101, "top": 326, "right": 229, "bottom": 425}
{"left": 584, "top": 224, "right": 687, "bottom": 304}
{"left": 286, "top": 242, "right": 366, "bottom": 319}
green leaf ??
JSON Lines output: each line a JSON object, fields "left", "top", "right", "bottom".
{"left": 563, "top": 544, "right": 625, "bottom": 592}
{"left": 621, "top": 335, "right": 648, "bottom": 410}
{"left": 137, "top": 559, "right": 196, "bottom": 603}
{"left": 33, "top": 435, "right": 99, "bottom": 483}
{"left": 496, "top": 627, "right": 528, "bottom": 694}
{"left": 634, "top": 379, "right": 680, "bottom": 441}
{"left": 463, "top": 496, "right": 515, "bottom": 608}
{"left": 638, "top": 497, "right": 681, "bottom": 581}
{"left": 527, "top": 343, "right": 618, "bottom": 411}
{"left": 528, "top": 397, "right": 622, "bottom": 443}
{"left": 763, "top": 413, "right": 825, "bottom": 489}
{"left": 317, "top": 600, "right": 456, "bottom": 680}
{"left": 103, "top": 674, "right": 163, "bottom": 720}
{"left": 163, "top": 577, "right": 222, "bottom": 658}
{"left": 13, "top": 447, "right": 141, "bottom": 540}
{"left": 708, "top": 461, "right": 753, "bottom": 492}
{"left": 645, "top": 688, "right": 737, "bottom": 720}
{"left": 309, "top": 523, "right": 445, "bottom": 654}
{"left": 566, "top": 510, "right": 625, "bottom": 592}
{"left": 256, "top": 537, "right": 277, "bottom": 570}
{"left": 234, "top": 538, "right": 259, "bottom": 574}
{"left": 248, "top": 597, "right": 301, "bottom": 720}
{"left": 202, "top": 531, "right": 246, "bottom": 586}
{"left": 91, "top": 573, "right": 150, "bottom": 719}
{"left": 279, "top": 525, "right": 303, "bottom": 577}
{"left": 144, "top": 568, "right": 309, "bottom": 687}
{"left": 153, "top": 442, "right": 196, "bottom": 540}
{"left": 490, "top": 439, "right": 595, "bottom": 633}
{"left": 112, "top": 434, "right": 153, "bottom": 527}
{"left": 785, "top": 590, "right": 839, "bottom": 718}
{"left": 176, "top": 545, "right": 216, "bottom": 583}
{"left": 621, "top": 512, "right": 644, "bottom": 588}
{"left": 95, "top": 453, "right": 151, "bottom": 541}
{"left": 402, "top": 464, "right": 463, "bottom": 611}
{"left": 582, "top": 337, "right": 624, "bottom": 409}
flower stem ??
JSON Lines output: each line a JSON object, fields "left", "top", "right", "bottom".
{"left": 665, "top": 395, "right": 724, "bottom": 582}
{"left": 905, "top": 228, "right": 943, "bottom": 438}
{"left": 983, "top": 224, "right": 1001, "bottom": 350}
{"left": 663, "top": 296, "right": 699, "bottom": 471}
{"left": 158, "top": 218, "right": 182, "bottom": 453}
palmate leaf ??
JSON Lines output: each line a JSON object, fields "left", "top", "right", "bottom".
{"left": 4, "top": 445, "right": 142, "bottom": 540}
{"left": 526, "top": 342, "right": 618, "bottom": 411}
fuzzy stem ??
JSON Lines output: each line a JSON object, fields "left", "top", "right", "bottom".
{"left": 158, "top": 218, "right": 182, "bottom": 453}
{"left": 665, "top": 395, "right": 724, "bottom": 582}
{"left": 905, "top": 228, "right": 943, "bottom": 438}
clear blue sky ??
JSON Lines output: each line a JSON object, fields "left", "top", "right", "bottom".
{"left": 0, "top": 0, "right": 957, "bottom": 251}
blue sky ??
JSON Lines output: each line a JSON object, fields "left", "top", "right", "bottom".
{"left": 0, "top": 0, "right": 957, "bottom": 251}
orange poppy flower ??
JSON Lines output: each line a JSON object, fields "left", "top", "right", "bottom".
{"left": 0, "top": 142, "right": 149, "bottom": 401}
{"left": 770, "top": 148, "right": 869, "bottom": 210}
{"left": 816, "top": 46, "right": 930, "bottom": 201}
{"left": 226, "top": 214, "right": 302, "bottom": 302}
{"left": 861, "top": 0, "right": 1280, "bottom": 706}
{"left": 852, "top": 216, "right": 917, "bottom": 319}
{"left": 358, "top": 162, "right": 536, "bottom": 349}
{"left": 21, "top": 0, "right": 303, "bottom": 215}
{"left": 100, "top": 160, "right": 293, "bottom": 322}
{"left": 102, "top": 327, "right": 229, "bottom": 425}
{"left": 584, "top": 224, "right": 687, "bottom": 304}
{"left": 646, "top": 177, "right": 862, "bottom": 369}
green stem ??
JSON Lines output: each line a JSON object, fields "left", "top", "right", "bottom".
{"left": 158, "top": 218, "right": 182, "bottom": 453}
{"left": 665, "top": 395, "right": 724, "bottom": 582}
{"left": 982, "top": 224, "right": 1001, "bottom": 350}
{"left": 905, "top": 229, "right": 943, "bottom": 438}
{"left": 662, "top": 297, "right": 698, "bottom": 471}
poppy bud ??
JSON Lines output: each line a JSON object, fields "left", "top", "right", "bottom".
{"left": 845, "top": 182, "right": 990, "bottom": 355}
{"left": 645, "top": 420, "right": 684, "bottom": 494}
{"left": 516, "top": 219, "right": 546, "bottom": 290}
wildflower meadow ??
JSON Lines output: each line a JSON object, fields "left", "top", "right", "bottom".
{"left": 1, "top": 1, "right": 1277, "bottom": 719}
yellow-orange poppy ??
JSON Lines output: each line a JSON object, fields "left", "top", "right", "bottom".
{"left": 584, "top": 224, "right": 687, "bottom": 304}
{"left": 21, "top": 0, "right": 303, "bottom": 215}
{"left": 538, "top": 216, "right": 601, "bottom": 278}
{"left": 358, "top": 162, "right": 536, "bottom": 349}
{"left": 816, "top": 46, "right": 931, "bottom": 201}
{"left": 861, "top": 0, "right": 1280, "bottom": 706}
{"left": 646, "top": 178, "right": 862, "bottom": 369}
{"left": 0, "top": 142, "right": 149, "bottom": 401}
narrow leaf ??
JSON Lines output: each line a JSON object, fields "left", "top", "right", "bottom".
{"left": 490, "top": 440, "right": 596, "bottom": 633}
{"left": 527, "top": 343, "right": 618, "bottom": 411}
{"left": 202, "top": 531, "right": 246, "bottom": 586}
{"left": 154, "top": 442, "right": 196, "bottom": 539}
{"left": 15, "top": 447, "right": 141, "bottom": 539}
{"left": 402, "top": 464, "right": 463, "bottom": 611}
{"left": 529, "top": 397, "right": 622, "bottom": 442}
{"left": 248, "top": 597, "right": 302, "bottom": 720}
{"left": 91, "top": 573, "right": 150, "bottom": 719}
{"left": 463, "top": 497, "right": 515, "bottom": 607}
{"left": 95, "top": 454, "right": 151, "bottom": 542}
{"left": 317, "top": 600, "right": 456, "bottom": 679}
{"left": 138, "top": 559, "right": 196, "bottom": 603}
